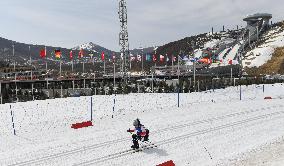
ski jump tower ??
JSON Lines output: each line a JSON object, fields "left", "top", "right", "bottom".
{"left": 243, "top": 13, "right": 272, "bottom": 45}
{"left": 118, "top": 0, "right": 130, "bottom": 82}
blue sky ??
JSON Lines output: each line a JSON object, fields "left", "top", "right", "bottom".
{"left": 0, "top": 0, "right": 282, "bottom": 51}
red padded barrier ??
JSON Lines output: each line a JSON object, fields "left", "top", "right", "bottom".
{"left": 156, "top": 160, "right": 175, "bottom": 166}
{"left": 71, "top": 121, "right": 93, "bottom": 129}
{"left": 264, "top": 96, "right": 272, "bottom": 99}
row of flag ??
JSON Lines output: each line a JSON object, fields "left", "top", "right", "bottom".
{"left": 40, "top": 48, "right": 108, "bottom": 61}
{"left": 39, "top": 48, "right": 239, "bottom": 65}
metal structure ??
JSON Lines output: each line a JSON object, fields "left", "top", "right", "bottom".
{"left": 118, "top": 0, "right": 130, "bottom": 82}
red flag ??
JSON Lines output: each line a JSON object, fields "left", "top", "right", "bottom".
{"left": 78, "top": 49, "right": 84, "bottom": 58}
{"left": 40, "top": 49, "right": 46, "bottom": 58}
{"left": 172, "top": 55, "right": 177, "bottom": 62}
{"left": 70, "top": 50, "right": 73, "bottom": 60}
{"left": 153, "top": 54, "right": 157, "bottom": 62}
{"left": 228, "top": 59, "right": 232, "bottom": 65}
{"left": 101, "top": 52, "right": 105, "bottom": 61}
{"left": 160, "top": 55, "right": 164, "bottom": 62}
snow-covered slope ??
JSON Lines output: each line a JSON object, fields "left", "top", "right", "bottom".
{"left": 1, "top": 84, "right": 284, "bottom": 165}
{"left": 243, "top": 25, "right": 284, "bottom": 68}
{"left": 73, "top": 42, "right": 99, "bottom": 51}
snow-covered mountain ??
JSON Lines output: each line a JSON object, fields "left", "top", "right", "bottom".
{"left": 73, "top": 42, "right": 155, "bottom": 55}
{"left": 73, "top": 42, "right": 114, "bottom": 55}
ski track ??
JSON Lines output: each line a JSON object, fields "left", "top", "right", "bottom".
{"left": 8, "top": 104, "right": 284, "bottom": 166}
{"left": 73, "top": 111, "right": 284, "bottom": 165}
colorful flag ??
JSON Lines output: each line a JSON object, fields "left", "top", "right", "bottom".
{"left": 166, "top": 54, "right": 169, "bottom": 62}
{"left": 228, "top": 59, "right": 239, "bottom": 65}
{"left": 172, "top": 55, "right": 177, "bottom": 62}
{"left": 70, "top": 50, "right": 73, "bottom": 60}
{"left": 54, "top": 49, "right": 61, "bottom": 60}
{"left": 130, "top": 54, "right": 136, "bottom": 61}
{"left": 101, "top": 51, "right": 105, "bottom": 61}
{"left": 160, "top": 55, "right": 164, "bottom": 62}
{"left": 153, "top": 54, "right": 157, "bottom": 62}
{"left": 182, "top": 55, "right": 189, "bottom": 61}
{"left": 137, "top": 54, "right": 142, "bottom": 62}
{"left": 40, "top": 48, "right": 46, "bottom": 58}
{"left": 198, "top": 58, "right": 212, "bottom": 64}
{"left": 146, "top": 54, "right": 151, "bottom": 61}
{"left": 189, "top": 57, "right": 198, "bottom": 62}
{"left": 79, "top": 49, "right": 84, "bottom": 58}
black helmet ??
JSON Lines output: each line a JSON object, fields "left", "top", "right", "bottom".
{"left": 133, "top": 118, "right": 140, "bottom": 126}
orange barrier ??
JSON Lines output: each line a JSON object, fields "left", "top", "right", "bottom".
{"left": 71, "top": 121, "right": 93, "bottom": 129}
{"left": 157, "top": 160, "right": 175, "bottom": 166}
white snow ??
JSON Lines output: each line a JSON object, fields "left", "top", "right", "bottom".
{"left": 74, "top": 42, "right": 98, "bottom": 52}
{"left": 243, "top": 27, "right": 284, "bottom": 68}
{"left": 225, "top": 44, "right": 241, "bottom": 61}
{"left": 1, "top": 84, "right": 284, "bottom": 165}
{"left": 194, "top": 49, "right": 203, "bottom": 59}
{"left": 204, "top": 39, "right": 220, "bottom": 48}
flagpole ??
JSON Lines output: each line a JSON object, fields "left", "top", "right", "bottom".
{"left": 104, "top": 59, "right": 106, "bottom": 75}
{"left": 114, "top": 61, "right": 116, "bottom": 94}
{"left": 60, "top": 60, "right": 62, "bottom": 77}
{"left": 83, "top": 61, "right": 85, "bottom": 73}
{"left": 178, "top": 51, "right": 180, "bottom": 81}
{"left": 45, "top": 47, "right": 49, "bottom": 98}
{"left": 172, "top": 55, "right": 174, "bottom": 74}
{"left": 45, "top": 46, "right": 47, "bottom": 72}
{"left": 178, "top": 51, "right": 181, "bottom": 107}
{"left": 142, "top": 48, "right": 144, "bottom": 76}
{"left": 29, "top": 45, "right": 31, "bottom": 66}
{"left": 72, "top": 60, "right": 74, "bottom": 72}
{"left": 13, "top": 43, "right": 15, "bottom": 71}
{"left": 129, "top": 53, "right": 132, "bottom": 71}
{"left": 93, "top": 54, "right": 94, "bottom": 65}
{"left": 29, "top": 45, "right": 33, "bottom": 81}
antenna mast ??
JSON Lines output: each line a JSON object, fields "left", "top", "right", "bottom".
{"left": 118, "top": 0, "right": 129, "bottom": 82}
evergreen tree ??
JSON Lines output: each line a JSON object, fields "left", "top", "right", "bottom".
{"left": 117, "top": 82, "right": 122, "bottom": 94}
{"left": 24, "top": 90, "right": 31, "bottom": 101}
{"left": 54, "top": 91, "right": 60, "bottom": 98}
{"left": 122, "top": 83, "right": 131, "bottom": 94}
{"left": 109, "top": 85, "right": 114, "bottom": 95}
{"left": 164, "top": 82, "right": 170, "bottom": 93}
{"left": 169, "top": 83, "right": 174, "bottom": 92}
{"left": 184, "top": 80, "right": 189, "bottom": 93}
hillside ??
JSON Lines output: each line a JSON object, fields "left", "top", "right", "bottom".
{"left": 246, "top": 47, "right": 284, "bottom": 75}
{"left": 244, "top": 21, "right": 284, "bottom": 75}
{"left": 0, "top": 37, "right": 111, "bottom": 65}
